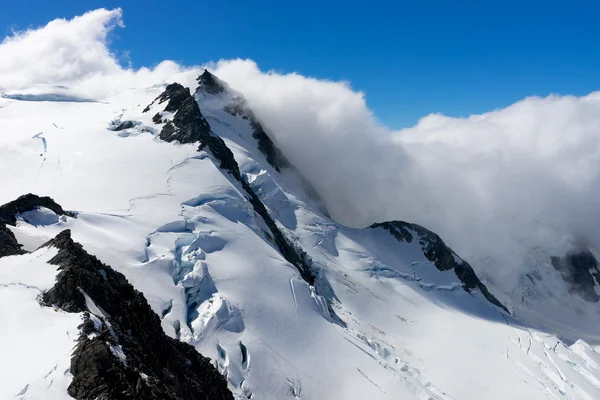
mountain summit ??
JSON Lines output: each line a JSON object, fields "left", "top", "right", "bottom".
{"left": 1, "top": 69, "right": 600, "bottom": 400}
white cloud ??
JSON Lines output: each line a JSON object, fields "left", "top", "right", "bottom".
{"left": 213, "top": 60, "right": 600, "bottom": 293}
{"left": 0, "top": 8, "right": 122, "bottom": 89}
{"left": 0, "top": 8, "right": 188, "bottom": 98}
{"left": 3, "top": 9, "right": 600, "bottom": 295}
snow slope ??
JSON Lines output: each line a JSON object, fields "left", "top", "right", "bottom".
{"left": 2, "top": 70, "right": 600, "bottom": 399}
{"left": 0, "top": 245, "right": 80, "bottom": 399}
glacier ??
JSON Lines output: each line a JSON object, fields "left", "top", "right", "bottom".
{"left": 1, "top": 68, "right": 600, "bottom": 400}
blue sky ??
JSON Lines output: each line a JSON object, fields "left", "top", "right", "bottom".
{"left": 2, "top": 0, "right": 599, "bottom": 128}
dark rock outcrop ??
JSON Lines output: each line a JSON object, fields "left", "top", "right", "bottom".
{"left": 222, "top": 93, "right": 289, "bottom": 172}
{"left": 241, "top": 178, "right": 314, "bottom": 284}
{"left": 196, "top": 69, "right": 227, "bottom": 95}
{"left": 0, "top": 193, "right": 73, "bottom": 226}
{"left": 250, "top": 121, "right": 290, "bottom": 172}
{"left": 159, "top": 96, "right": 212, "bottom": 145}
{"left": 198, "top": 134, "right": 242, "bottom": 180}
{"left": 144, "top": 83, "right": 191, "bottom": 114}
{"left": 152, "top": 113, "right": 163, "bottom": 124}
{"left": 151, "top": 81, "right": 243, "bottom": 180}
{"left": 42, "top": 230, "right": 233, "bottom": 400}
{"left": 0, "top": 194, "right": 74, "bottom": 258}
{"left": 371, "top": 221, "right": 509, "bottom": 313}
{"left": 149, "top": 83, "right": 225, "bottom": 163}
{"left": 0, "top": 224, "right": 25, "bottom": 258}
{"left": 551, "top": 250, "right": 600, "bottom": 302}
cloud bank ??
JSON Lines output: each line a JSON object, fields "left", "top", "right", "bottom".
{"left": 3, "top": 9, "right": 600, "bottom": 295}
{"left": 212, "top": 60, "right": 600, "bottom": 291}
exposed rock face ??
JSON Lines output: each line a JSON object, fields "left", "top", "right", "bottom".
{"left": 150, "top": 82, "right": 236, "bottom": 181}
{"left": 199, "top": 134, "right": 242, "bottom": 180}
{"left": 0, "top": 224, "right": 25, "bottom": 257}
{"left": 196, "top": 69, "right": 227, "bottom": 95}
{"left": 222, "top": 92, "right": 290, "bottom": 172}
{"left": 371, "top": 221, "right": 509, "bottom": 313}
{"left": 0, "top": 193, "right": 73, "bottom": 226}
{"left": 150, "top": 83, "right": 238, "bottom": 180}
{"left": 551, "top": 250, "right": 600, "bottom": 302}
{"left": 144, "top": 82, "right": 192, "bottom": 114}
{"left": 250, "top": 121, "right": 290, "bottom": 172}
{"left": 0, "top": 194, "right": 73, "bottom": 258}
{"left": 241, "top": 178, "right": 315, "bottom": 284}
{"left": 159, "top": 96, "right": 213, "bottom": 145}
{"left": 42, "top": 230, "right": 233, "bottom": 400}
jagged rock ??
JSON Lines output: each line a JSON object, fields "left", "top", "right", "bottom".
{"left": 196, "top": 69, "right": 227, "bottom": 95}
{"left": 157, "top": 92, "right": 212, "bottom": 145}
{"left": 551, "top": 250, "right": 600, "bottom": 302}
{"left": 241, "top": 179, "right": 314, "bottom": 284}
{"left": 41, "top": 230, "right": 233, "bottom": 400}
{"left": 0, "top": 193, "right": 73, "bottom": 258}
{"left": 372, "top": 221, "right": 414, "bottom": 243}
{"left": 223, "top": 94, "right": 289, "bottom": 172}
{"left": 0, "top": 224, "right": 25, "bottom": 258}
{"left": 0, "top": 193, "right": 73, "bottom": 226}
{"left": 150, "top": 83, "right": 192, "bottom": 113}
{"left": 151, "top": 82, "right": 239, "bottom": 178}
{"left": 371, "top": 221, "right": 509, "bottom": 313}
{"left": 199, "top": 134, "right": 242, "bottom": 179}
{"left": 199, "top": 70, "right": 289, "bottom": 172}
{"left": 250, "top": 121, "right": 290, "bottom": 172}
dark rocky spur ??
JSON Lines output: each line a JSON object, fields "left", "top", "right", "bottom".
{"left": 371, "top": 220, "right": 509, "bottom": 313}
{"left": 0, "top": 193, "right": 73, "bottom": 226}
{"left": 42, "top": 229, "right": 233, "bottom": 400}
{"left": 0, "top": 193, "right": 74, "bottom": 258}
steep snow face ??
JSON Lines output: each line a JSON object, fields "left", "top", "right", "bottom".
{"left": 2, "top": 72, "right": 600, "bottom": 400}
{"left": 0, "top": 247, "right": 80, "bottom": 399}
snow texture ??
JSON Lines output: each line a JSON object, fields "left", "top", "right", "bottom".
{"left": 0, "top": 248, "right": 81, "bottom": 399}
{"left": 1, "top": 71, "right": 600, "bottom": 399}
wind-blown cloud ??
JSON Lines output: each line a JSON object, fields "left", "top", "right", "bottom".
{"left": 3, "top": 9, "right": 600, "bottom": 297}
{"left": 213, "top": 59, "right": 600, "bottom": 294}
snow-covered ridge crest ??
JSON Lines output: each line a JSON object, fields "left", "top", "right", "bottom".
{"left": 3, "top": 61, "right": 600, "bottom": 399}
{"left": 195, "top": 68, "right": 290, "bottom": 173}
{"left": 370, "top": 220, "right": 509, "bottom": 313}
{"left": 143, "top": 74, "right": 343, "bottom": 320}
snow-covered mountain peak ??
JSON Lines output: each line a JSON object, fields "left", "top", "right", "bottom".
{"left": 196, "top": 69, "right": 229, "bottom": 96}
{"left": 3, "top": 69, "right": 600, "bottom": 399}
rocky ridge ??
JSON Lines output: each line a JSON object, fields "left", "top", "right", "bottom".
{"left": 41, "top": 229, "right": 233, "bottom": 399}
{"left": 371, "top": 220, "right": 509, "bottom": 313}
